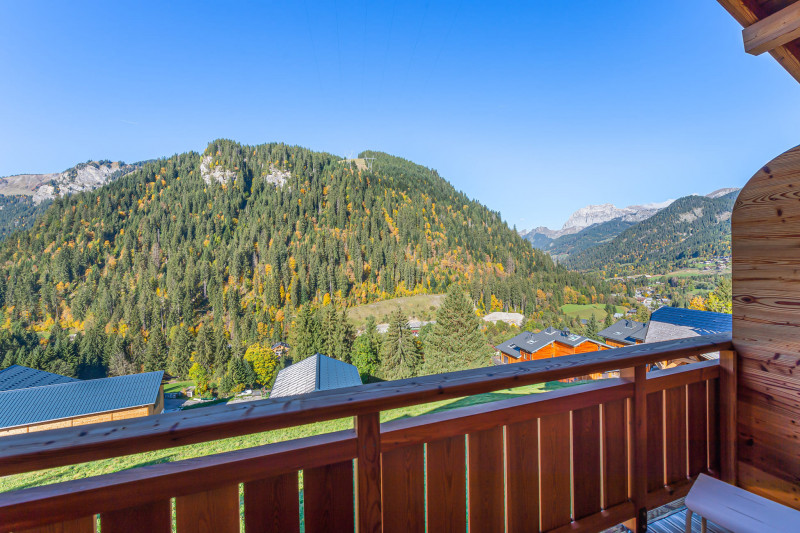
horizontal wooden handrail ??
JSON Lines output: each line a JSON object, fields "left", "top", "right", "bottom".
{"left": 0, "top": 332, "right": 732, "bottom": 477}
{"left": 0, "top": 361, "right": 720, "bottom": 531}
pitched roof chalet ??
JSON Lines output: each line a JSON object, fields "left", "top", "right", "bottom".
{"left": 598, "top": 319, "right": 648, "bottom": 345}
{"left": 496, "top": 327, "right": 608, "bottom": 359}
{"left": 0, "top": 365, "right": 78, "bottom": 392}
{"left": 270, "top": 353, "right": 362, "bottom": 398}
{"left": 0, "top": 370, "right": 164, "bottom": 430}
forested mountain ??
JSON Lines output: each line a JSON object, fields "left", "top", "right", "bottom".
{"left": 0, "top": 140, "right": 613, "bottom": 383}
{"left": 564, "top": 191, "right": 738, "bottom": 275}
{"left": 0, "top": 196, "right": 53, "bottom": 241}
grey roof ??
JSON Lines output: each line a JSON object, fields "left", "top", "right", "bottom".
{"left": 0, "top": 365, "right": 78, "bottom": 392}
{"left": 496, "top": 327, "right": 607, "bottom": 359}
{"left": 270, "top": 353, "right": 362, "bottom": 399}
{"left": 0, "top": 371, "right": 163, "bottom": 430}
{"left": 644, "top": 307, "right": 732, "bottom": 360}
{"left": 599, "top": 319, "right": 648, "bottom": 345}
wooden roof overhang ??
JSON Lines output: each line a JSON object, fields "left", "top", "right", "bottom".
{"left": 717, "top": 0, "right": 800, "bottom": 82}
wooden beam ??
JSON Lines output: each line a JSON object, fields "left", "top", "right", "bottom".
{"left": 744, "top": 2, "right": 800, "bottom": 55}
{"left": 717, "top": 0, "right": 800, "bottom": 83}
{"left": 355, "top": 413, "right": 382, "bottom": 533}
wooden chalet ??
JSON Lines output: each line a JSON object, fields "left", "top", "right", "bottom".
{"left": 3, "top": 3, "right": 800, "bottom": 532}
{"left": 599, "top": 319, "right": 647, "bottom": 348}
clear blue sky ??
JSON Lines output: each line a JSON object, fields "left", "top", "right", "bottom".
{"left": 1, "top": 1, "right": 798, "bottom": 229}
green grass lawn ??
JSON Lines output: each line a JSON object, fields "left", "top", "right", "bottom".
{"left": 0, "top": 380, "right": 577, "bottom": 493}
{"left": 347, "top": 294, "right": 446, "bottom": 328}
{"left": 560, "top": 303, "right": 627, "bottom": 321}
{"left": 163, "top": 381, "right": 194, "bottom": 394}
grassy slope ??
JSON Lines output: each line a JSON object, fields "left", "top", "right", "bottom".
{"left": 0, "top": 381, "right": 575, "bottom": 493}
{"left": 347, "top": 294, "right": 446, "bottom": 328}
{"left": 560, "top": 303, "right": 627, "bottom": 321}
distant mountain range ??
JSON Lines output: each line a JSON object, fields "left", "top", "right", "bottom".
{"left": 520, "top": 188, "right": 739, "bottom": 274}
{"left": 0, "top": 161, "right": 140, "bottom": 241}
{"left": 0, "top": 160, "right": 138, "bottom": 203}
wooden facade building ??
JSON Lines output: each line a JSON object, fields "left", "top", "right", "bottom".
{"left": 0, "top": 367, "right": 164, "bottom": 437}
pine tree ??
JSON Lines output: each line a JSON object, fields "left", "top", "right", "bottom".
{"left": 351, "top": 316, "right": 380, "bottom": 379}
{"left": 290, "top": 305, "right": 319, "bottom": 361}
{"left": 381, "top": 307, "right": 421, "bottom": 380}
{"left": 144, "top": 326, "right": 167, "bottom": 372}
{"left": 168, "top": 326, "right": 193, "bottom": 378}
{"left": 422, "top": 286, "right": 491, "bottom": 374}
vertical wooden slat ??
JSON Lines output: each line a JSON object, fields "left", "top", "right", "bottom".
{"left": 175, "top": 484, "right": 239, "bottom": 533}
{"left": 719, "top": 350, "right": 737, "bottom": 484}
{"left": 426, "top": 436, "right": 466, "bottom": 533}
{"left": 381, "top": 444, "right": 424, "bottom": 533}
{"left": 505, "top": 419, "right": 539, "bottom": 533}
{"left": 688, "top": 381, "right": 708, "bottom": 477}
{"left": 244, "top": 473, "right": 300, "bottom": 533}
{"left": 665, "top": 386, "right": 688, "bottom": 485}
{"left": 102, "top": 500, "right": 170, "bottom": 533}
{"left": 708, "top": 377, "right": 721, "bottom": 475}
{"left": 355, "top": 413, "right": 381, "bottom": 533}
{"left": 647, "top": 391, "right": 664, "bottom": 493}
{"left": 540, "top": 412, "right": 571, "bottom": 531}
{"left": 304, "top": 460, "right": 355, "bottom": 533}
{"left": 17, "top": 517, "right": 95, "bottom": 533}
{"left": 572, "top": 405, "right": 601, "bottom": 520}
{"left": 620, "top": 365, "right": 648, "bottom": 533}
{"left": 602, "top": 399, "right": 628, "bottom": 509}
{"left": 467, "top": 426, "right": 505, "bottom": 532}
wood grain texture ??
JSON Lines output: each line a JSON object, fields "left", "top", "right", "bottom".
{"left": 0, "top": 333, "right": 731, "bottom": 477}
{"left": 708, "top": 378, "right": 721, "bottom": 475}
{"left": 381, "top": 444, "right": 424, "bottom": 533}
{"left": 687, "top": 381, "right": 708, "bottom": 477}
{"left": 664, "top": 386, "right": 688, "bottom": 485}
{"left": 426, "top": 436, "right": 466, "bottom": 533}
{"left": 743, "top": 0, "right": 800, "bottom": 55}
{"left": 539, "top": 412, "right": 571, "bottom": 531}
{"left": 16, "top": 517, "right": 95, "bottom": 533}
{"left": 175, "top": 484, "right": 239, "bottom": 533}
{"left": 303, "top": 460, "right": 354, "bottom": 533}
{"left": 602, "top": 399, "right": 628, "bottom": 509}
{"left": 733, "top": 144, "right": 800, "bottom": 509}
{"left": 0, "top": 430, "right": 355, "bottom": 532}
{"left": 467, "top": 427, "right": 504, "bottom": 532}
{"left": 243, "top": 473, "right": 299, "bottom": 533}
{"left": 355, "top": 413, "right": 381, "bottom": 533}
{"left": 101, "top": 500, "right": 170, "bottom": 533}
{"left": 505, "top": 419, "right": 539, "bottom": 533}
{"left": 647, "top": 391, "right": 665, "bottom": 493}
{"left": 572, "top": 405, "right": 601, "bottom": 520}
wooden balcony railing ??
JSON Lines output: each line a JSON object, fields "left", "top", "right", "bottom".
{"left": 0, "top": 332, "right": 735, "bottom": 533}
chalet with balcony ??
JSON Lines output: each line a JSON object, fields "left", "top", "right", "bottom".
{"left": 4, "top": 3, "right": 800, "bottom": 532}
{"left": 495, "top": 328, "right": 611, "bottom": 381}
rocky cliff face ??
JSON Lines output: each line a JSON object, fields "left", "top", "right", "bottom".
{"left": 0, "top": 161, "right": 136, "bottom": 204}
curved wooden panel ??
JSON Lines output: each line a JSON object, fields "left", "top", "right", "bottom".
{"left": 733, "top": 143, "right": 800, "bottom": 510}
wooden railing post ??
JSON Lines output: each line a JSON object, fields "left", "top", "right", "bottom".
{"left": 622, "top": 365, "right": 648, "bottom": 533}
{"left": 719, "top": 350, "right": 737, "bottom": 484}
{"left": 355, "top": 413, "right": 382, "bottom": 533}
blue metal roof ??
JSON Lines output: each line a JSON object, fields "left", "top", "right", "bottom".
{"left": 270, "top": 354, "right": 361, "bottom": 398}
{"left": 648, "top": 307, "right": 732, "bottom": 336}
{"left": 0, "top": 371, "right": 163, "bottom": 429}
{"left": 0, "top": 365, "right": 78, "bottom": 392}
